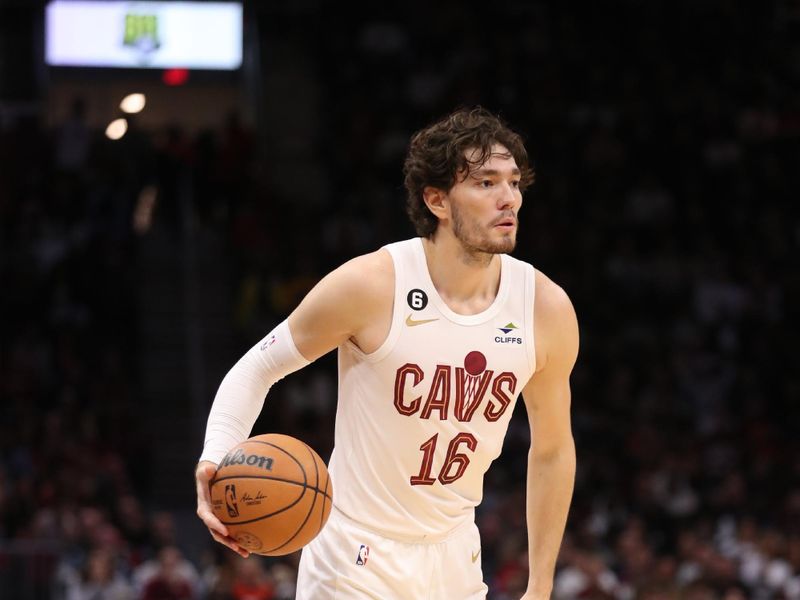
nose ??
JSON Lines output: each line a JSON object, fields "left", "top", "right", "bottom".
{"left": 497, "top": 181, "right": 517, "bottom": 210}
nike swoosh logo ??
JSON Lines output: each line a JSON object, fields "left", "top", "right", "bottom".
{"left": 405, "top": 315, "right": 439, "bottom": 327}
{"left": 471, "top": 549, "right": 481, "bottom": 563}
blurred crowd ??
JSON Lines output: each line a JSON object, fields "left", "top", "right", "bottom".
{"left": 2, "top": 1, "right": 800, "bottom": 598}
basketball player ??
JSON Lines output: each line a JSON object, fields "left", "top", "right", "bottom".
{"left": 195, "top": 107, "right": 578, "bottom": 599}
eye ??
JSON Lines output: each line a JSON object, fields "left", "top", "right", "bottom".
{"left": 511, "top": 180, "right": 521, "bottom": 189}
{"left": 480, "top": 180, "right": 493, "bottom": 188}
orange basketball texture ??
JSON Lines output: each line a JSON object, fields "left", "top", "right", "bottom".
{"left": 210, "top": 433, "right": 333, "bottom": 556}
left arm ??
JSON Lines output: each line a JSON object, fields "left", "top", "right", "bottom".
{"left": 520, "top": 275, "right": 579, "bottom": 599}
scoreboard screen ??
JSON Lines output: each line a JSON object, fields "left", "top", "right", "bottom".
{"left": 45, "top": 1, "right": 243, "bottom": 70}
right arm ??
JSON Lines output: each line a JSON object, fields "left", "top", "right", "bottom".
{"left": 195, "top": 249, "right": 394, "bottom": 555}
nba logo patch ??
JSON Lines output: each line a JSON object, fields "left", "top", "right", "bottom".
{"left": 260, "top": 334, "right": 276, "bottom": 351}
{"left": 355, "top": 544, "right": 369, "bottom": 566}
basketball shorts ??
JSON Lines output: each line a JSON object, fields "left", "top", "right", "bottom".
{"left": 296, "top": 506, "right": 488, "bottom": 599}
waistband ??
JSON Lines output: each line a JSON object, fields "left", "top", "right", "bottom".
{"left": 330, "top": 504, "right": 474, "bottom": 544}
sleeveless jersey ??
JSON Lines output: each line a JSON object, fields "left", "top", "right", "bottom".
{"left": 327, "top": 237, "right": 536, "bottom": 540}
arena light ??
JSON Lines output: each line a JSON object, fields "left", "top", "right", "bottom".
{"left": 105, "top": 118, "right": 128, "bottom": 140}
{"left": 133, "top": 185, "right": 157, "bottom": 234}
{"left": 120, "top": 93, "right": 146, "bottom": 113}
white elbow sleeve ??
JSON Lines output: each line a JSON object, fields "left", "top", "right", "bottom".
{"left": 199, "top": 319, "right": 310, "bottom": 465}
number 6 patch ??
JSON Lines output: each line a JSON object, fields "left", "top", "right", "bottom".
{"left": 407, "top": 289, "right": 428, "bottom": 311}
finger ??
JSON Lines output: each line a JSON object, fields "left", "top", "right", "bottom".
{"left": 209, "top": 528, "right": 240, "bottom": 551}
{"left": 209, "top": 528, "right": 250, "bottom": 558}
{"left": 197, "top": 463, "right": 216, "bottom": 482}
{"left": 197, "top": 506, "right": 229, "bottom": 537}
{"left": 195, "top": 465, "right": 217, "bottom": 491}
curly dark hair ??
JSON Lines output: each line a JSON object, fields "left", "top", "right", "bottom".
{"left": 402, "top": 106, "right": 535, "bottom": 237}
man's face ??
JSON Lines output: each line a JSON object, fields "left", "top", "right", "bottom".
{"left": 447, "top": 144, "right": 522, "bottom": 255}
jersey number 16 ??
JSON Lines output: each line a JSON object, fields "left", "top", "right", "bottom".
{"left": 410, "top": 433, "right": 477, "bottom": 485}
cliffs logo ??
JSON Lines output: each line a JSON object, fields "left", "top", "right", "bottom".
{"left": 123, "top": 12, "right": 161, "bottom": 61}
{"left": 495, "top": 322, "right": 522, "bottom": 344}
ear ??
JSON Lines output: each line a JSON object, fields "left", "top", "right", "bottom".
{"left": 422, "top": 186, "right": 449, "bottom": 221}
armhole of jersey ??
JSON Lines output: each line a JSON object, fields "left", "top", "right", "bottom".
{"left": 524, "top": 264, "right": 537, "bottom": 377}
{"left": 342, "top": 245, "right": 404, "bottom": 363}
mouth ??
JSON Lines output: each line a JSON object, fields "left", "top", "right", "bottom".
{"left": 493, "top": 217, "right": 517, "bottom": 231}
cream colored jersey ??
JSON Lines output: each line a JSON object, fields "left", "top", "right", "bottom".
{"left": 327, "top": 237, "right": 536, "bottom": 540}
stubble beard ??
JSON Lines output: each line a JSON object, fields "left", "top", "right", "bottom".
{"left": 451, "top": 203, "right": 517, "bottom": 263}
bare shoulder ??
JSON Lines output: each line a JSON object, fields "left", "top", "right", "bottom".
{"left": 534, "top": 269, "right": 575, "bottom": 320}
{"left": 325, "top": 248, "right": 394, "bottom": 303}
{"left": 288, "top": 248, "right": 394, "bottom": 360}
{"left": 295, "top": 247, "right": 394, "bottom": 315}
{"left": 533, "top": 269, "right": 579, "bottom": 373}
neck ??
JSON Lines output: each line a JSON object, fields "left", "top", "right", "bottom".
{"left": 421, "top": 230, "right": 502, "bottom": 313}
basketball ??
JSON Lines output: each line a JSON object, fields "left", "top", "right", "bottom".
{"left": 209, "top": 433, "right": 332, "bottom": 556}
